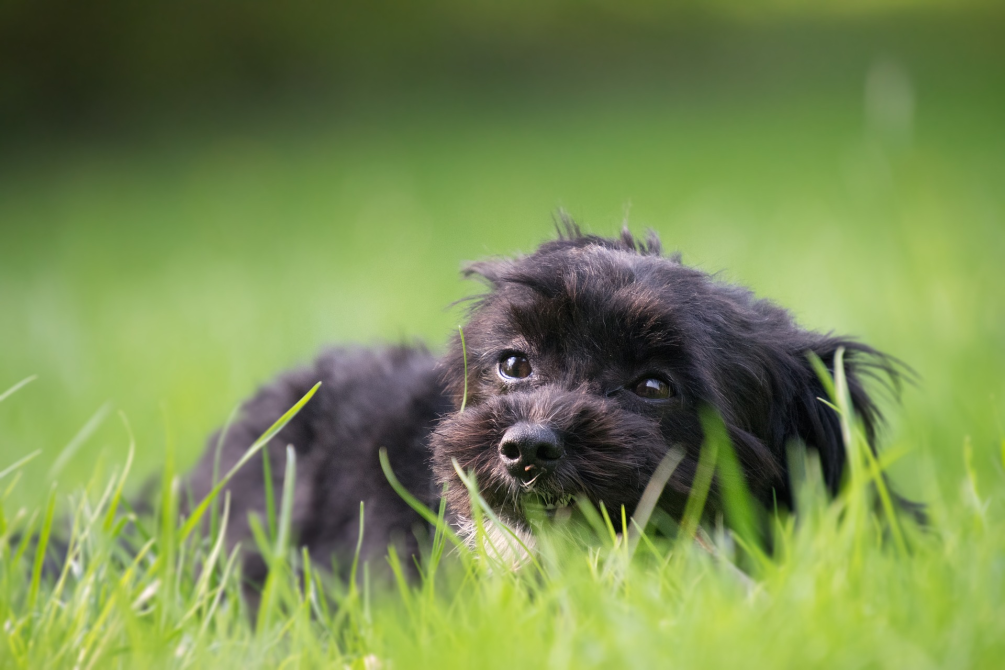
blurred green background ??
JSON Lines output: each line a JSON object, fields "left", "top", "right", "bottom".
{"left": 1, "top": 1, "right": 1003, "bottom": 509}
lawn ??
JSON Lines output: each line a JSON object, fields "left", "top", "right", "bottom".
{"left": 1, "top": 19, "right": 1003, "bottom": 668}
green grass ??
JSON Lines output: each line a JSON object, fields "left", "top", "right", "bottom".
{"left": 1, "top": 26, "right": 1004, "bottom": 667}
{"left": 0, "top": 350, "right": 1001, "bottom": 668}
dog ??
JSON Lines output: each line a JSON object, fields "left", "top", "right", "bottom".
{"left": 185, "top": 223, "right": 906, "bottom": 585}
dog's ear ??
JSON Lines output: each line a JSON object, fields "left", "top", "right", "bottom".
{"left": 462, "top": 258, "right": 514, "bottom": 287}
{"left": 778, "top": 338, "right": 904, "bottom": 496}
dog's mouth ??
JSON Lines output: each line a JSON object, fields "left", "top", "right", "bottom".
{"left": 519, "top": 491, "right": 577, "bottom": 521}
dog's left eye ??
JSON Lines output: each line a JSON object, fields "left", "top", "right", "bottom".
{"left": 499, "top": 354, "right": 533, "bottom": 380}
{"left": 631, "top": 377, "right": 672, "bottom": 400}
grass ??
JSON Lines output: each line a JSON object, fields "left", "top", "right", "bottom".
{"left": 1, "top": 21, "right": 1004, "bottom": 668}
{"left": 0, "top": 351, "right": 1002, "bottom": 668}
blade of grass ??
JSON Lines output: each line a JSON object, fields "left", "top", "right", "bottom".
{"left": 262, "top": 447, "right": 277, "bottom": 542}
{"left": 386, "top": 544, "right": 416, "bottom": 623}
{"left": 598, "top": 501, "right": 619, "bottom": 548}
{"left": 679, "top": 431, "right": 719, "bottom": 543}
{"left": 702, "top": 407, "right": 770, "bottom": 570}
{"left": 263, "top": 445, "right": 305, "bottom": 636}
{"left": 627, "top": 446, "right": 684, "bottom": 560}
{"left": 197, "top": 544, "right": 242, "bottom": 639}
{"left": 458, "top": 326, "right": 469, "bottom": 413}
{"left": 179, "top": 382, "right": 320, "bottom": 542}
{"left": 210, "top": 405, "right": 240, "bottom": 544}
{"left": 275, "top": 445, "right": 297, "bottom": 559}
{"left": 49, "top": 402, "right": 112, "bottom": 478}
{"left": 575, "top": 495, "right": 614, "bottom": 548}
{"left": 103, "top": 411, "right": 135, "bottom": 531}
{"left": 451, "top": 459, "right": 543, "bottom": 573}
{"left": 860, "top": 433, "right": 909, "bottom": 556}
{"left": 379, "top": 448, "right": 464, "bottom": 551}
{"left": 184, "top": 492, "right": 231, "bottom": 624}
{"left": 349, "top": 501, "right": 365, "bottom": 597}
{"left": 156, "top": 475, "right": 179, "bottom": 629}
{"left": 0, "top": 450, "right": 42, "bottom": 482}
{"left": 10, "top": 509, "right": 40, "bottom": 566}
{"left": 28, "top": 484, "right": 58, "bottom": 610}
{"left": 0, "top": 374, "right": 37, "bottom": 404}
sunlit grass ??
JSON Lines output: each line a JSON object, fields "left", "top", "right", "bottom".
{"left": 1, "top": 356, "right": 1003, "bottom": 669}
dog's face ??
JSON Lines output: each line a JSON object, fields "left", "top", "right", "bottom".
{"left": 430, "top": 228, "right": 897, "bottom": 531}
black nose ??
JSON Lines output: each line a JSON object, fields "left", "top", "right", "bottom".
{"left": 498, "top": 423, "right": 564, "bottom": 479}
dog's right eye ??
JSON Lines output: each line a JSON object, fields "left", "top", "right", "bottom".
{"left": 631, "top": 377, "right": 672, "bottom": 400}
{"left": 499, "top": 354, "right": 532, "bottom": 380}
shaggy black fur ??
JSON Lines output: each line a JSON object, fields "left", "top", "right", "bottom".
{"left": 187, "top": 223, "right": 907, "bottom": 582}
{"left": 187, "top": 346, "right": 449, "bottom": 584}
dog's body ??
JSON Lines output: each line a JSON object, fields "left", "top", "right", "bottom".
{"left": 187, "top": 346, "right": 450, "bottom": 582}
{"left": 188, "top": 226, "right": 904, "bottom": 581}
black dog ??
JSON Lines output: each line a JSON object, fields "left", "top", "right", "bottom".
{"left": 186, "top": 224, "right": 904, "bottom": 583}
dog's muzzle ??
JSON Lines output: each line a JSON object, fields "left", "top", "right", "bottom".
{"left": 498, "top": 422, "right": 564, "bottom": 483}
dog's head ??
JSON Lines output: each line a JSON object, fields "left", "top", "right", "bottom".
{"left": 430, "top": 224, "right": 902, "bottom": 531}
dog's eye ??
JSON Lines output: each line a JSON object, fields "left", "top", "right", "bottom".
{"left": 631, "top": 377, "right": 672, "bottom": 400}
{"left": 499, "top": 354, "right": 532, "bottom": 380}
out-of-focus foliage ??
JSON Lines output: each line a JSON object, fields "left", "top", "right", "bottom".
{"left": 1, "top": 0, "right": 1001, "bottom": 127}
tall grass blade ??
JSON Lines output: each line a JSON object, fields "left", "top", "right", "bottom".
{"left": 275, "top": 445, "right": 297, "bottom": 559}
{"left": 451, "top": 459, "right": 542, "bottom": 572}
{"left": 627, "top": 446, "right": 684, "bottom": 560}
{"left": 28, "top": 485, "right": 58, "bottom": 610}
{"left": 49, "top": 401, "right": 112, "bottom": 477}
{"left": 262, "top": 446, "right": 277, "bottom": 541}
{"left": 379, "top": 448, "right": 464, "bottom": 550}
{"left": 257, "top": 444, "right": 297, "bottom": 633}
{"left": 210, "top": 405, "right": 240, "bottom": 543}
{"left": 187, "top": 492, "right": 231, "bottom": 618}
{"left": 678, "top": 426, "right": 719, "bottom": 543}
{"left": 458, "top": 325, "right": 469, "bottom": 413}
{"left": 103, "top": 411, "right": 135, "bottom": 531}
{"left": 0, "top": 374, "right": 37, "bottom": 404}
{"left": 0, "top": 450, "right": 42, "bottom": 482}
{"left": 703, "top": 407, "right": 770, "bottom": 569}
{"left": 179, "top": 381, "right": 320, "bottom": 542}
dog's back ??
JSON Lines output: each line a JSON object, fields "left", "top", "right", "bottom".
{"left": 186, "top": 345, "right": 449, "bottom": 585}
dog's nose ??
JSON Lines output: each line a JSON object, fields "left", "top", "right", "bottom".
{"left": 498, "top": 423, "right": 564, "bottom": 479}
